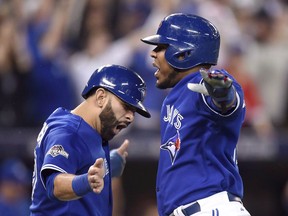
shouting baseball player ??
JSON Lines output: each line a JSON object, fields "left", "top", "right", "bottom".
{"left": 141, "top": 13, "right": 251, "bottom": 216}
{"left": 29, "top": 65, "right": 150, "bottom": 216}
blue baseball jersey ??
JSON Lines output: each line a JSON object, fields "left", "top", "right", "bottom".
{"left": 30, "top": 108, "right": 112, "bottom": 216}
{"left": 157, "top": 71, "right": 246, "bottom": 215}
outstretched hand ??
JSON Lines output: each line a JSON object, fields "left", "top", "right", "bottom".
{"left": 88, "top": 158, "right": 105, "bottom": 194}
{"left": 199, "top": 68, "right": 233, "bottom": 100}
{"left": 188, "top": 68, "right": 236, "bottom": 113}
{"left": 188, "top": 68, "right": 232, "bottom": 99}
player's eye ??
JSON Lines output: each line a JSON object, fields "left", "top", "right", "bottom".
{"left": 122, "top": 102, "right": 136, "bottom": 113}
{"left": 153, "top": 45, "right": 168, "bottom": 52}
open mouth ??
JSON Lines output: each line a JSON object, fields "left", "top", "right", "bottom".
{"left": 152, "top": 62, "right": 160, "bottom": 77}
{"left": 116, "top": 123, "right": 128, "bottom": 131}
{"left": 152, "top": 62, "right": 159, "bottom": 69}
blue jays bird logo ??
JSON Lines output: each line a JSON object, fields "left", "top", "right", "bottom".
{"left": 138, "top": 87, "right": 146, "bottom": 100}
{"left": 160, "top": 130, "right": 181, "bottom": 165}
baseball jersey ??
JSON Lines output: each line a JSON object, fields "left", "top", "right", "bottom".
{"left": 156, "top": 71, "right": 246, "bottom": 215}
{"left": 30, "top": 108, "right": 112, "bottom": 216}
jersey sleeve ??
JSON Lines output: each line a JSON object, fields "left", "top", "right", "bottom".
{"left": 201, "top": 74, "right": 245, "bottom": 118}
{"left": 40, "top": 129, "right": 89, "bottom": 188}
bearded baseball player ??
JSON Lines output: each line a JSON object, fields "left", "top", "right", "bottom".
{"left": 141, "top": 13, "right": 251, "bottom": 216}
{"left": 29, "top": 64, "right": 150, "bottom": 216}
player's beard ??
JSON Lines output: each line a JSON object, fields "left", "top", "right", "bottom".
{"left": 156, "top": 69, "right": 180, "bottom": 89}
{"left": 99, "top": 99, "right": 120, "bottom": 141}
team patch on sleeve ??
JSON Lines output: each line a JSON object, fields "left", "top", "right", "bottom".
{"left": 47, "top": 145, "right": 69, "bottom": 158}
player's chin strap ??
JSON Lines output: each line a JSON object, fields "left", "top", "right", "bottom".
{"left": 187, "top": 68, "right": 237, "bottom": 114}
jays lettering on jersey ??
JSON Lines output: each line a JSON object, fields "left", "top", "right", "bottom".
{"left": 30, "top": 108, "right": 112, "bottom": 216}
{"left": 157, "top": 71, "right": 246, "bottom": 216}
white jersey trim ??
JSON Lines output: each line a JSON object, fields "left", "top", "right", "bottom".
{"left": 40, "top": 164, "right": 67, "bottom": 189}
{"left": 201, "top": 85, "right": 241, "bottom": 117}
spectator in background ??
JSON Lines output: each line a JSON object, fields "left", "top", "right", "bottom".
{"left": 25, "top": 0, "right": 78, "bottom": 126}
{"left": 224, "top": 43, "right": 277, "bottom": 158}
{"left": 0, "top": 0, "right": 32, "bottom": 127}
{"left": 67, "top": 0, "right": 113, "bottom": 53}
{"left": 68, "top": 0, "right": 114, "bottom": 103}
{"left": 244, "top": 6, "right": 288, "bottom": 128}
{"left": 196, "top": 0, "right": 243, "bottom": 67}
{"left": 224, "top": 44, "right": 274, "bottom": 138}
{"left": 0, "top": 158, "right": 31, "bottom": 216}
{"left": 113, "top": 0, "right": 151, "bottom": 39}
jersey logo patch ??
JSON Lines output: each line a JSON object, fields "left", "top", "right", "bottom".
{"left": 160, "top": 130, "right": 181, "bottom": 165}
{"left": 47, "top": 145, "right": 69, "bottom": 158}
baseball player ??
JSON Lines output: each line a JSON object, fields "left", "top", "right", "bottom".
{"left": 29, "top": 64, "right": 150, "bottom": 216}
{"left": 141, "top": 13, "right": 251, "bottom": 216}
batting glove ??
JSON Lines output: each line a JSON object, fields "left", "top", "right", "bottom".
{"left": 188, "top": 68, "right": 236, "bottom": 113}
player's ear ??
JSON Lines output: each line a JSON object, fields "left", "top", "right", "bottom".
{"left": 94, "top": 88, "right": 108, "bottom": 108}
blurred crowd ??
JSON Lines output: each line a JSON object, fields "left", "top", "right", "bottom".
{"left": 0, "top": 158, "right": 31, "bottom": 216}
{"left": 0, "top": 0, "right": 288, "bottom": 215}
{"left": 0, "top": 0, "right": 288, "bottom": 157}
{"left": 0, "top": 0, "right": 288, "bottom": 132}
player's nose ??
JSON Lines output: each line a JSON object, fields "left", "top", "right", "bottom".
{"left": 150, "top": 49, "right": 157, "bottom": 59}
{"left": 126, "top": 110, "right": 135, "bottom": 122}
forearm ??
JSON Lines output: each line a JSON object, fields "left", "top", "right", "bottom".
{"left": 45, "top": 159, "right": 104, "bottom": 201}
{"left": 211, "top": 85, "right": 237, "bottom": 113}
{"left": 53, "top": 173, "right": 79, "bottom": 201}
{"left": 41, "top": 0, "right": 75, "bottom": 57}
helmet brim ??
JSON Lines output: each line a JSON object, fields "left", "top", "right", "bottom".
{"left": 135, "top": 101, "right": 151, "bottom": 118}
{"left": 141, "top": 35, "right": 170, "bottom": 45}
{"left": 116, "top": 93, "right": 151, "bottom": 118}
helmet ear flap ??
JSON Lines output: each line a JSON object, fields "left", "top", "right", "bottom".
{"left": 165, "top": 45, "right": 195, "bottom": 70}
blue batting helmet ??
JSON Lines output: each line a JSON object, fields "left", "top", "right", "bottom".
{"left": 141, "top": 13, "right": 220, "bottom": 70}
{"left": 82, "top": 64, "right": 151, "bottom": 118}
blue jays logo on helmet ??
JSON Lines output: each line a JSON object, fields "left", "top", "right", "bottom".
{"left": 141, "top": 13, "right": 220, "bottom": 70}
{"left": 160, "top": 130, "right": 181, "bottom": 165}
{"left": 82, "top": 64, "right": 151, "bottom": 118}
{"left": 137, "top": 87, "right": 146, "bottom": 101}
